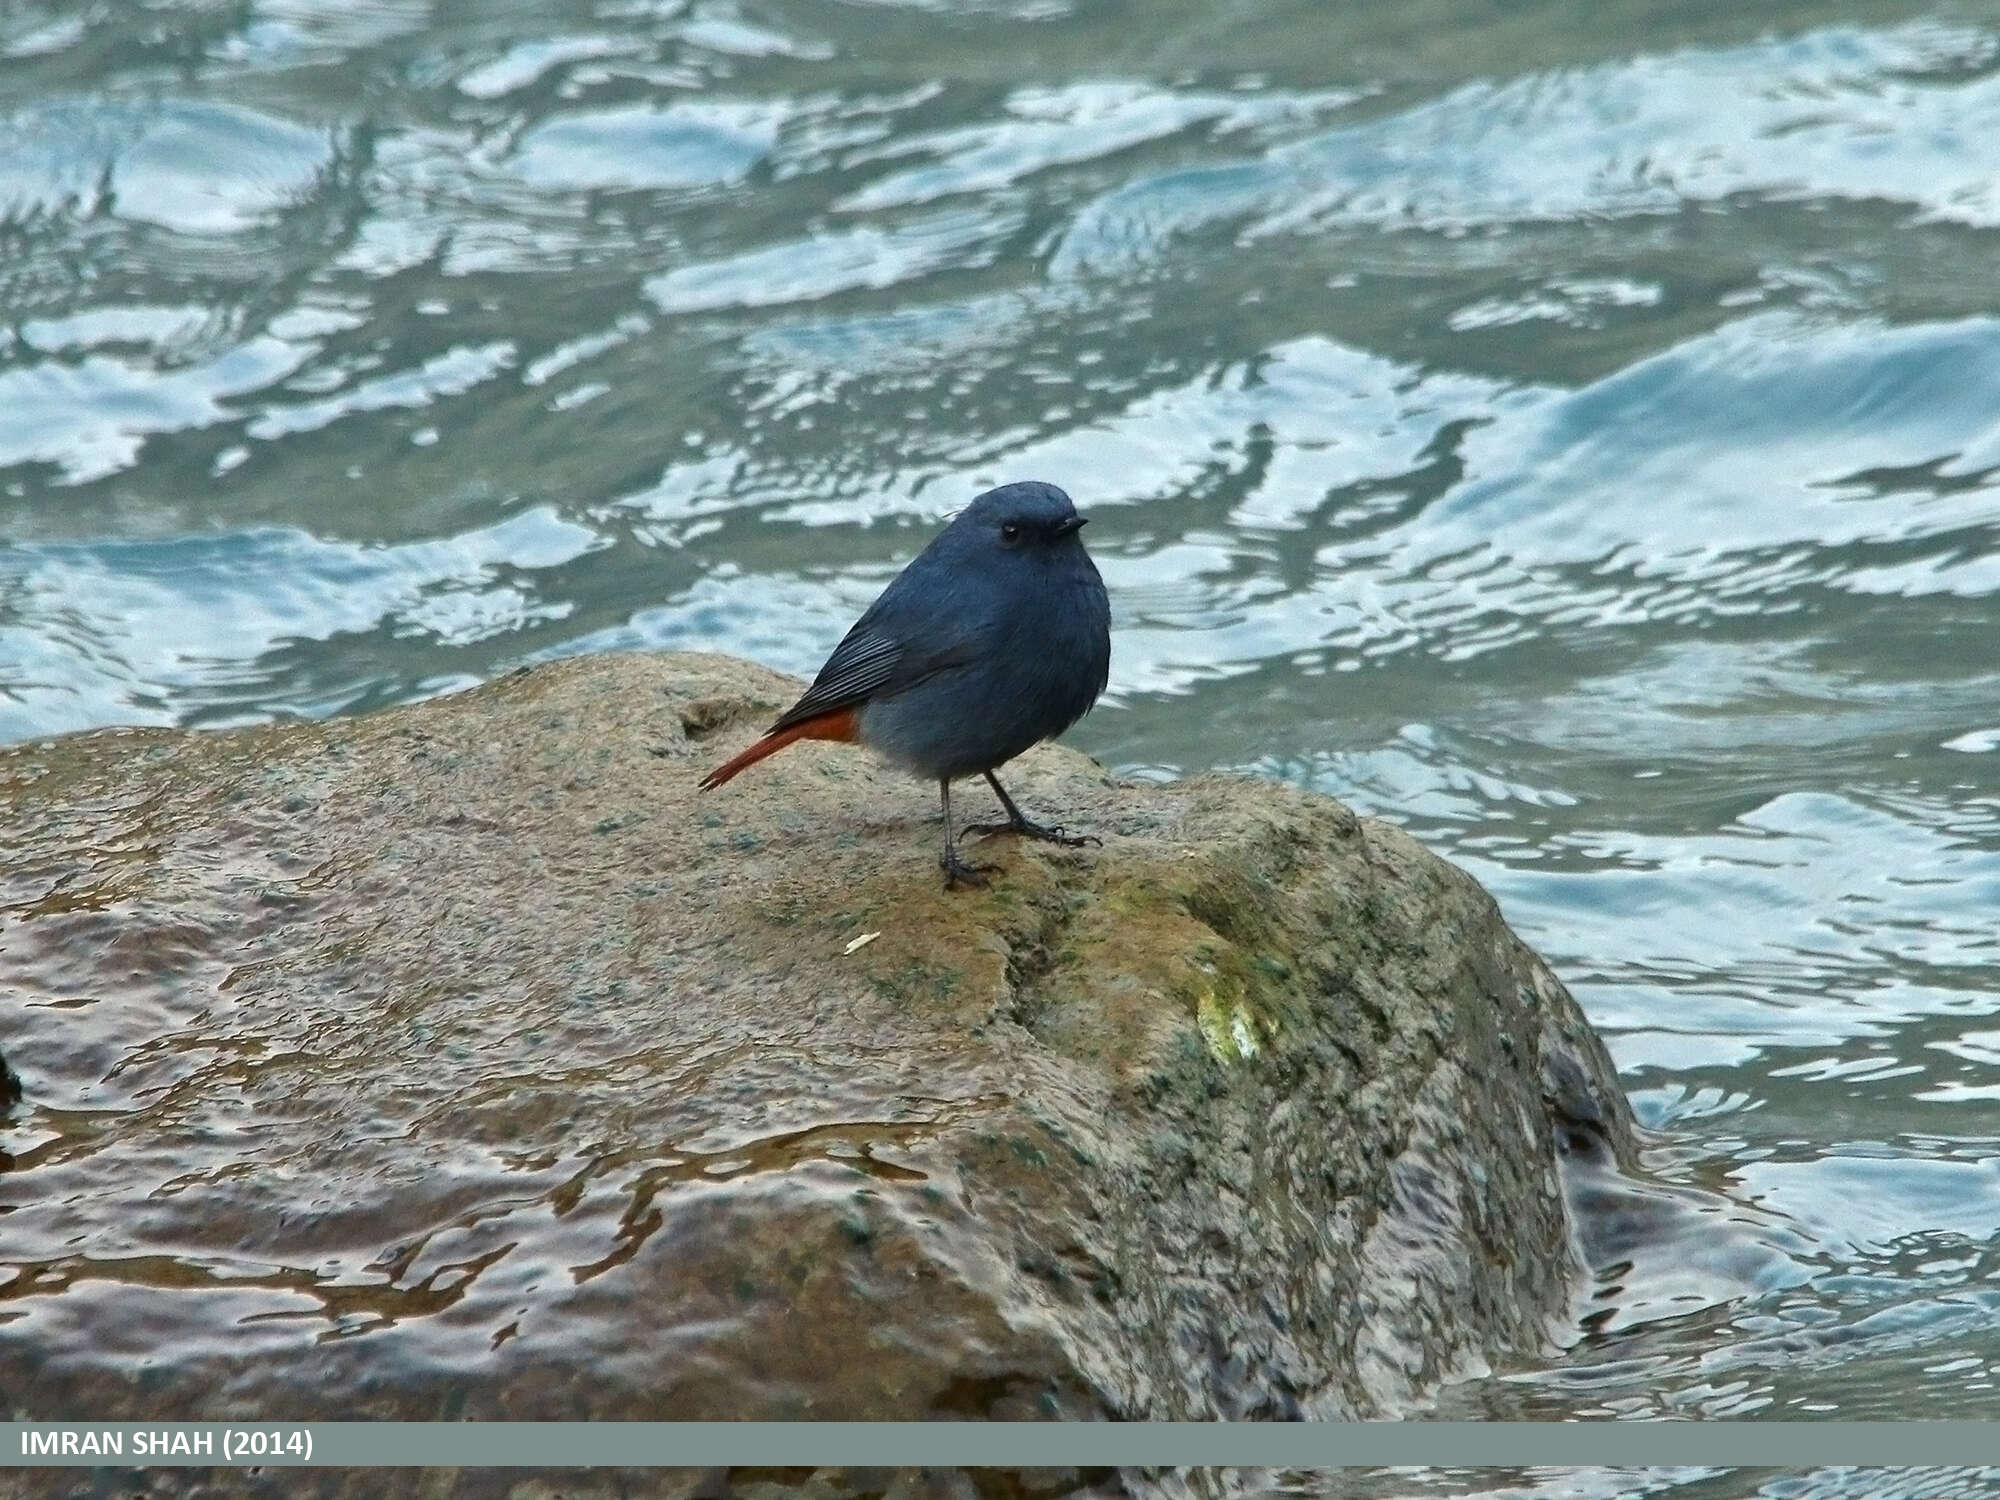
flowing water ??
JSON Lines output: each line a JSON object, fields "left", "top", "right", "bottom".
{"left": 3, "top": 0, "right": 2000, "bottom": 1469}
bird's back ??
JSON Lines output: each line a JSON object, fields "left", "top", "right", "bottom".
{"left": 857, "top": 529, "right": 1108, "bottom": 779}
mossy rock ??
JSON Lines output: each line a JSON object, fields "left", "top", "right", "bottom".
{"left": 0, "top": 651, "right": 1634, "bottom": 1426}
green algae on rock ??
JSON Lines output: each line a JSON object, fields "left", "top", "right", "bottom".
{"left": 0, "top": 651, "right": 1634, "bottom": 1420}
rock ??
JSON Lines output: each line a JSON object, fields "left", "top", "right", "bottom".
{"left": 0, "top": 651, "right": 1634, "bottom": 1422}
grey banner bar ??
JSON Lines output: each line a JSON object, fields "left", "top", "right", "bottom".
{"left": 4, "top": 1422, "right": 2000, "bottom": 1468}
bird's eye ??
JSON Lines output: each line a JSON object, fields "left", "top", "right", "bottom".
{"left": 1000, "top": 522, "right": 1022, "bottom": 543}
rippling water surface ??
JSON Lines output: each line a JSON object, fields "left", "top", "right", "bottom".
{"left": 4, "top": 0, "right": 2000, "bottom": 1457}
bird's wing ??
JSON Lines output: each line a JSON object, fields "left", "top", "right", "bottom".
{"left": 768, "top": 609, "right": 983, "bottom": 734}
{"left": 766, "top": 530, "right": 1001, "bottom": 735}
{"left": 768, "top": 626, "right": 904, "bottom": 733}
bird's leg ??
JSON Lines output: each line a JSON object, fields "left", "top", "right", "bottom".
{"left": 939, "top": 778, "right": 996, "bottom": 888}
{"left": 958, "top": 770, "right": 1102, "bottom": 848}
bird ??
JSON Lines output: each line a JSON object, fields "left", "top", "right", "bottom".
{"left": 700, "top": 480, "right": 1112, "bottom": 888}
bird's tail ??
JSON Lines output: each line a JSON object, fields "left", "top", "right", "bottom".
{"left": 698, "top": 708, "right": 860, "bottom": 791}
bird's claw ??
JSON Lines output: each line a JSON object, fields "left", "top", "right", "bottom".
{"left": 959, "top": 818, "right": 1101, "bottom": 849}
{"left": 941, "top": 849, "right": 997, "bottom": 889}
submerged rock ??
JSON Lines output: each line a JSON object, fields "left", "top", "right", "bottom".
{"left": 0, "top": 651, "right": 1633, "bottom": 1420}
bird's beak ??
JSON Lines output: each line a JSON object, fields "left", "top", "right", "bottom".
{"left": 1056, "top": 515, "right": 1088, "bottom": 537}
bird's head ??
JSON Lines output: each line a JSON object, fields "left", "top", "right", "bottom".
{"left": 957, "top": 481, "right": 1090, "bottom": 553}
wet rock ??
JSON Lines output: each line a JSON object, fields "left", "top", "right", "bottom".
{"left": 11, "top": 1469, "right": 1141, "bottom": 1500}
{"left": 0, "top": 651, "right": 1635, "bottom": 1421}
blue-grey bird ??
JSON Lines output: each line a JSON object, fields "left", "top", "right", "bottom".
{"left": 700, "top": 481, "right": 1111, "bottom": 888}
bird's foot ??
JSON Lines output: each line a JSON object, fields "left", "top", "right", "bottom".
{"left": 940, "top": 847, "right": 998, "bottom": 889}
{"left": 959, "top": 816, "right": 1101, "bottom": 849}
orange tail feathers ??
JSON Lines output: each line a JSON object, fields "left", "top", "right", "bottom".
{"left": 698, "top": 708, "right": 860, "bottom": 791}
